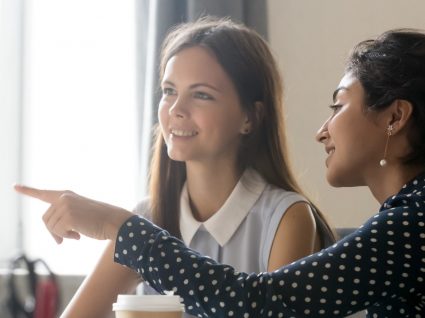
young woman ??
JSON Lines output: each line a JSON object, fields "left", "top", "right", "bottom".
{"left": 19, "top": 27, "right": 425, "bottom": 317}
{"left": 15, "top": 18, "right": 335, "bottom": 317}
{"left": 108, "top": 28, "right": 424, "bottom": 317}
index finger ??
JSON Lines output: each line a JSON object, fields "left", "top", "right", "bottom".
{"left": 14, "top": 184, "right": 65, "bottom": 203}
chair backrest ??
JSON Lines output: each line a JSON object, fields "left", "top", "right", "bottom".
{"left": 336, "top": 227, "right": 358, "bottom": 240}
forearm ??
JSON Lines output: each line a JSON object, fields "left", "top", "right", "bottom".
{"left": 61, "top": 241, "right": 141, "bottom": 318}
{"left": 114, "top": 213, "right": 420, "bottom": 317}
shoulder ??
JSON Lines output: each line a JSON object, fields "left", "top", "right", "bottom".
{"left": 243, "top": 169, "right": 310, "bottom": 219}
{"left": 372, "top": 205, "right": 424, "bottom": 229}
{"left": 378, "top": 186, "right": 425, "bottom": 226}
{"left": 256, "top": 184, "right": 308, "bottom": 214}
{"left": 358, "top": 200, "right": 425, "bottom": 249}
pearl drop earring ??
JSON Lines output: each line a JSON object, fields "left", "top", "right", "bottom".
{"left": 380, "top": 125, "right": 393, "bottom": 167}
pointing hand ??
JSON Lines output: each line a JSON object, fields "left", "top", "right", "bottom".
{"left": 14, "top": 185, "right": 134, "bottom": 244}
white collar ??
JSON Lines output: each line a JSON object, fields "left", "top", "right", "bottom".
{"left": 179, "top": 169, "right": 267, "bottom": 247}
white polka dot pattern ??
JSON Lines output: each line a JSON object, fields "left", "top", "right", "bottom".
{"left": 115, "top": 174, "right": 425, "bottom": 317}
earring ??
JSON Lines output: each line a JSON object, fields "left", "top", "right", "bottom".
{"left": 379, "top": 125, "right": 393, "bottom": 167}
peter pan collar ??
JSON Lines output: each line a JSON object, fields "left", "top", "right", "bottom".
{"left": 179, "top": 169, "right": 267, "bottom": 247}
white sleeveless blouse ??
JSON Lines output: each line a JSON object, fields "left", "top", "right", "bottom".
{"left": 135, "top": 169, "right": 330, "bottom": 317}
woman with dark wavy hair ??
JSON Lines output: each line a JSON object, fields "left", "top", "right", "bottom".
{"left": 16, "top": 29, "right": 425, "bottom": 317}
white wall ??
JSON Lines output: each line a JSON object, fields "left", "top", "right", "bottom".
{"left": 268, "top": 0, "right": 425, "bottom": 227}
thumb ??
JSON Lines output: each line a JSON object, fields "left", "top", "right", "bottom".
{"left": 14, "top": 184, "right": 65, "bottom": 204}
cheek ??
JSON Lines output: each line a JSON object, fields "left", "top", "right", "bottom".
{"left": 200, "top": 113, "right": 238, "bottom": 138}
{"left": 158, "top": 102, "right": 170, "bottom": 140}
{"left": 328, "top": 112, "right": 350, "bottom": 140}
{"left": 158, "top": 102, "right": 169, "bottom": 128}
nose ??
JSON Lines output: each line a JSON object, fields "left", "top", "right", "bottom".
{"left": 169, "top": 96, "right": 188, "bottom": 118}
{"left": 315, "top": 118, "right": 330, "bottom": 144}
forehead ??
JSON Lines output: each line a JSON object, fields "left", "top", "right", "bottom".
{"left": 333, "top": 73, "right": 364, "bottom": 102}
{"left": 163, "top": 47, "right": 226, "bottom": 82}
{"left": 338, "top": 73, "right": 358, "bottom": 88}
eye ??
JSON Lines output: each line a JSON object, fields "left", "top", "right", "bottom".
{"left": 193, "top": 91, "right": 214, "bottom": 100}
{"left": 162, "top": 87, "right": 176, "bottom": 96}
{"left": 329, "top": 104, "right": 343, "bottom": 114}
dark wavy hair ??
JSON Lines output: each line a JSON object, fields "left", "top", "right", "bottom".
{"left": 346, "top": 29, "right": 425, "bottom": 166}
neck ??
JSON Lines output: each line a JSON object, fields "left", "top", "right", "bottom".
{"left": 185, "top": 161, "right": 243, "bottom": 222}
{"left": 367, "top": 164, "right": 424, "bottom": 204}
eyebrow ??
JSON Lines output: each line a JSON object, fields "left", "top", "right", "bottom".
{"left": 161, "top": 80, "right": 221, "bottom": 92}
{"left": 332, "top": 87, "right": 349, "bottom": 103}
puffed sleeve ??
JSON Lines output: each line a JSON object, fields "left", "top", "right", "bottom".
{"left": 115, "top": 206, "right": 424, "bottom": 317}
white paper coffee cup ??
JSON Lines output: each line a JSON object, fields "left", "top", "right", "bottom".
{"left": 113, "top": 294, "right": 184, "bottom": 318}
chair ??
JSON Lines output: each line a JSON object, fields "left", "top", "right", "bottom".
{"left": 336, "top": 227, "right": 358, "bottom": 240}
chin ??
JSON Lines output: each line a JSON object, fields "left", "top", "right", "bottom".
{"left": 326, "top": 168, "right": 348, "bottom": 187}
{"left": 167, "top": 150, "right": 187, "bottom": 162}
{"left": 326, "top": 172, "right": 364, "bottom": 188}
{"left": 327, "top": 178, "right": 344, "bottom": 188}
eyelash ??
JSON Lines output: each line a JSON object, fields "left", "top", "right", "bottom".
{"left": 193, "top": 92, "right": 213, "bottom": 100}
{"left": 161, "top": 88, "right": 215, "bottom": 102}
{"left": 329, "top": 104, "right": 343, "bottom": 113}
{"left": 162, "top": 87, "right": 176, "bottom": 96}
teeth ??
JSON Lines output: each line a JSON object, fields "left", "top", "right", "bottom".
{"left": 330, "top": 149, "right": 335, "bottom": 154}
{"left": 171, "top": 129, "right": 197, "bottom": 137}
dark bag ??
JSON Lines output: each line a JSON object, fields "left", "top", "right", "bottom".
{"left": 6, "top": 254, "right": 60, "bottom": 318}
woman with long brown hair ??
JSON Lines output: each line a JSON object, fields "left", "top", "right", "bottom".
{"left": 16, "top": 17, "right": 335, "bottom": 317}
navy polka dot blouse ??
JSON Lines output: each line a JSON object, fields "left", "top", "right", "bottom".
{"left": 115, "top": 173, "right": 425, "bottom": 317}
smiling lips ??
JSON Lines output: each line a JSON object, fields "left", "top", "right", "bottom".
{"left": 170, "top": 128, "right": 198, "bottom": 137}
{"left": 325, "top": 145, "right": 335, "bottom": 155}
{"left": 325, "top": 147, "right": 335, "bottom": 167}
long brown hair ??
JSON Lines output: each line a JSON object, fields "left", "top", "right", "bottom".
{"left": 149, "top": 17, "right": 336, "bottom": 245}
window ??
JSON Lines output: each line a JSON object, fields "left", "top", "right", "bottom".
{"left": 0, "top": 0, "right": 24, "bottom": 268}
{"left": 2, "top": 0, "right": 138, "bottom": 275}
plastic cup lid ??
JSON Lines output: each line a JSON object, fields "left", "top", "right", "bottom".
{"left": 112, "top": 294, "right": 184, "bottom": 312}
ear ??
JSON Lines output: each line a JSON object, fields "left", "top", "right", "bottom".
{"left": 240, "top": 102, "right": 264, "bottom": 135}
{"left": 386, "top": 99, "right": 413, "bottom": 134}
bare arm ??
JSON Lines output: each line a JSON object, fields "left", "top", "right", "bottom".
{"left": 12, "top": 185, "right": 143, "bottom": 317}
{"left": 267, "top": 202, "right": 318, "bottom": 271}
{"left": 60, "top": 241, "right": 141, "bottom": 318}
